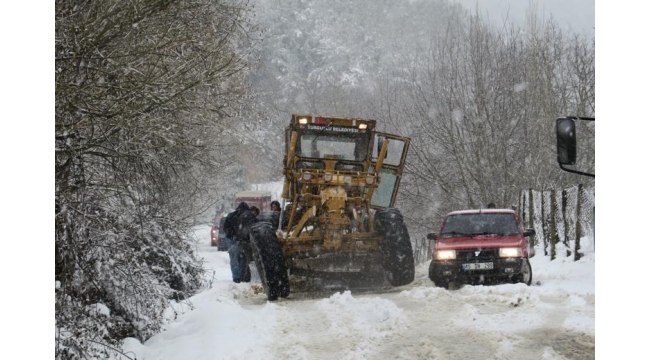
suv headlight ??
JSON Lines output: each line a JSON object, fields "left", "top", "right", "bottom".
{"left": 499, "top": 247, "right": 522, "bottom": 258}
{"left": 434, "top": 250, "right": 456, "bottom": 260}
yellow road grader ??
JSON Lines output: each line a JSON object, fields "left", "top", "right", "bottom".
{"left": 250, "top": 114, "right": 415, "bottom": 300}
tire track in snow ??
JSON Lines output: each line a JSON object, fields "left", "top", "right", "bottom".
{"left": 268, "top": 298, "right": 345, "bottom": 359}
{"left": 237, "top": 264, "right": 593, "bottom": 359}
{"left": 267, "top": 291, "right": 407, "bottom": 359}
{"left": 368, "top": 288, "right": 505, "bottom": 359}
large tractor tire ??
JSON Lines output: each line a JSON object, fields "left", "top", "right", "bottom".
{"left": 374, "top": 208, "right": 415, "bottom": 286}
{"left": 250, "top": 222, "right": 290, "bottom": 301}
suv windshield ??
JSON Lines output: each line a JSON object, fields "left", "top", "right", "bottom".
{"left": 441, "top": 213, "right": 520, "bottom": 238}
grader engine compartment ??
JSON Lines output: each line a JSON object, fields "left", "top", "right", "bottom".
{"left": 248, "top": 114, "right": 415, "bottom": 300}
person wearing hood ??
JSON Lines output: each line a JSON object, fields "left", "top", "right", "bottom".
{"left": 236, "top": 206, "right": 259, "bottom": 282}
{"left": 223, "top": 202, "right": 249, "bottom": 283}
{"left": 265, "top": 200, "right": 281, "bottom": 230}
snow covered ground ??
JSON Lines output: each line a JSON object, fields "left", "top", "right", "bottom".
{"left": 117, "top": 223, "right": 596, "bottom": 360}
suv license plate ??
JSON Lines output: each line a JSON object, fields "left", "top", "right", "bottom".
{"left": 462, "top": 262, "right": 494, "bottom": 271}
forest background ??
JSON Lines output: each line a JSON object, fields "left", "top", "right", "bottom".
{"left": 6, "top": 0, "right": 638, "bottom": 358}
{"left": 53, "top": 0, "right": 598, "bottom": 357}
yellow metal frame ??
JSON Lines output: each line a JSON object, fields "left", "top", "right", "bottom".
{"left": 279, "top": 114, "right": 408, "bottom": 263}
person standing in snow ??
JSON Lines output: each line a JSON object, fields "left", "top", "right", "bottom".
{"left": 281, "top": 197, "right": 306, "bottom": 230}
{"left": 268, "top": 200, "right": 281, "bottom": 229}
{"left": 250, "top": 206, "right": 260, "bottom": 218}
{"left": 224, "top": 202, "right": 249, "bottom": 283}
{"left": 235, "top": 205, "right": 259, "bottom": 282}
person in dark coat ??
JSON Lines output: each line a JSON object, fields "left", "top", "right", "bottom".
{"left": 250, "top": 206, "right": 260, "bottom": 217}
{"left": 224, "top": 202, "right": 249, "bottom": 283}
{"left": 261, "top": 201, "right": 281, "bottom": 230}
{"left": 281, "top": 197, "right": 306, "bottom": 230}
{"left": 236, "top": 205, "right": 259, "bottom": 282}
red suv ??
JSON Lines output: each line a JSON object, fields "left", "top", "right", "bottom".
{"left": 428, "top": 209, "right": 535, "bottom": 288}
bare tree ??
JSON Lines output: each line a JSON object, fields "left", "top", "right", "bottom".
{"left": 367, "top": 11, "right": 595, "bottom": 255}
{"left": 55, "top": 0, "right": 256, "bottom": 358}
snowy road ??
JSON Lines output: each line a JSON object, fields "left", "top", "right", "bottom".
{"left": 122, "top": 224, "right": 595, "bottom": 360}
{"left": 244, "top": 266, "right": 595, "bottom": 360}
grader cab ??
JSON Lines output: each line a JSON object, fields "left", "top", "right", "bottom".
{"left": 249, "top": 114, "right": 415, "bottom": 300}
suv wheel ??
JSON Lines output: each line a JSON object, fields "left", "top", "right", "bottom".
{"left": 428, "top": 261, "right": 449, "bottom": 289}
{"left": 514, "top": 259, "right": 533, "bottom": 286}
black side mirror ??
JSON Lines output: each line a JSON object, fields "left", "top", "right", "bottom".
{"left": 427, "top": 233, "right": 438, "bottom": 240}
{"left": 523, "top": 229, "right": 536, "bottom": 237}
{"left": 556, "top": 117, "right": 576, "bottom": 165}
